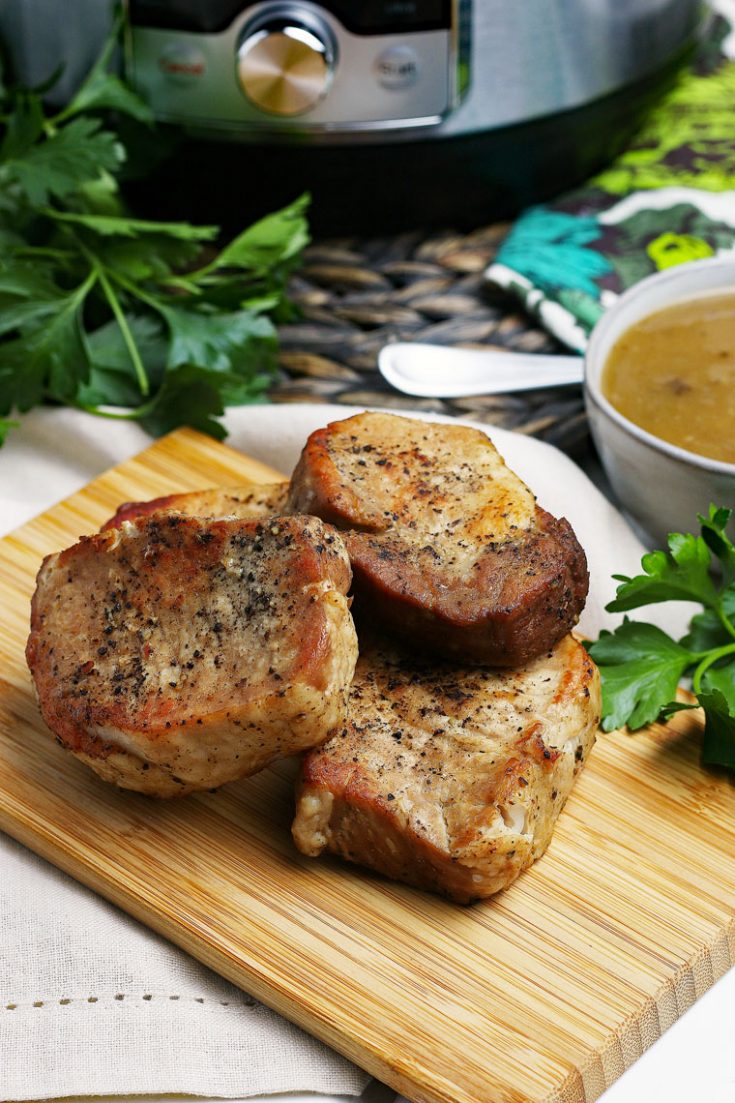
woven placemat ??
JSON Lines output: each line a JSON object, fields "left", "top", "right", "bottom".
{"left": 272, "top": 224, "right": 588, "bottom": 457}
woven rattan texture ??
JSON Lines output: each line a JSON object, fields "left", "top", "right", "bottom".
{"left": 272, "top": 224, "right": 587, "bottom": 456}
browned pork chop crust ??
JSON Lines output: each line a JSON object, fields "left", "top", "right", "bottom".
{"left": 293, "top": 634, "right": 600, "bottom": 903}
{"left": 27, "top": 514, "right": 357, "bottom": 797}
{"left": 102, "top": 482, "right": 288, "bottom": 531}
{"left": 287, "top": 412, "right": 589, "bottom": 667}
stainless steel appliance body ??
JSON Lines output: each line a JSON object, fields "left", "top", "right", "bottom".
{"left": 0, "top": 1, "right": 706, "bottom": 230}
{"left": 124, "top": 0, "right": 701, "bottom": 142}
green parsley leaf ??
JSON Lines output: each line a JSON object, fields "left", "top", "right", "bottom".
{"left": 60, "top": 70, "right": 153, "bottom": 127}
{"left": 0, "top": 274, "right": 94, "bottom": 410}
{"left": 78, "top": 314, "right": 167, "bottom": 407}
{"left": 0, "top": 260, "right": 67, "bottom": 335}
{"left": 607, "top": 530, "right": 719, "bottom": 613}
{"left": 699, "top": 505, "right": 735, "bottom": 587}
{"left": 590, "top": 507, "right": 735, "bottom": 773}
{"left": 587, "top": 620, "right": 695, "bottom": 731}
{"left": 697, "top": 684, "right": 735, "bottom": 770}
{"left": 0, "top": 16, "right": 306, "bottom": 444}
{"left": 682, "top": 607, "right": 732, "bottom": 653}
{"left": 210, "top": 193, "right": 310, "bottom": 275}
{"left": 0, "top": 296, "right": 63, "bottom": 336}
{"left": 92, "top": 236, "right": 205, "bottom": 283}
{"left": 47, "top": 208, "right": 218, "bottom": 241}
{"left": 0, "top": 259, "right": 64, "bottom": 300}
{"left": 5, "top": 116, "right": 122, "bottom": 205}
{"left": 155, "top": 302, "right": 275, "bottom": 374}
{"left": 135, "top": 365, "right": 230, "bottom": 440}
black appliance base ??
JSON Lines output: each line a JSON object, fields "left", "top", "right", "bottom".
{"left": 126, "top": 56, "right": 685, "bottom": 235}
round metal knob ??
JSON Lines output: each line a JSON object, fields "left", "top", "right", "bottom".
{"left": 236, "top": 21, "right": 333, "bottom": 117}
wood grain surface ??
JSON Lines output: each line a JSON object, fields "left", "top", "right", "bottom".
{"left": 1, "top": 427, "right": 734, "bottom": 1103}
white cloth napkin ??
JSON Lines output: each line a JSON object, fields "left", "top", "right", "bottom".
{"left": 0, "top": 834, "right": 372, "bottom": 1102}
{"left": 0, "top": 403, "right": 688, "bottom": 1103}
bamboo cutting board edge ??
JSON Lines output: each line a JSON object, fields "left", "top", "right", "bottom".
{"left": 569, "top": 929, "right": 735, "bottom": 1103}
{"left": 2, "top": 426, "right": 735, "bottom": 1103}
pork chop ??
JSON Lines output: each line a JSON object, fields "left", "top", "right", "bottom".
{"left": 27, "top": 514, "right": 357, "bottom": 797}
{"left": 287, "top": 412, "right": 589, "bottom": 667}
{"left": 102, "top": 482, "right": 288, "bottom": 530}
{"left": 292, "top": 633, "right": 599, "bottom": 903}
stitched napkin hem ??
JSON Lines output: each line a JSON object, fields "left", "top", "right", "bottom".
{"left": 0, "top": 994, "right": 370, "bottom": 1101}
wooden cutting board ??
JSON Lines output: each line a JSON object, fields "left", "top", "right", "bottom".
{"left": 1, "top": 426, "right": 734, "bottom": 1103}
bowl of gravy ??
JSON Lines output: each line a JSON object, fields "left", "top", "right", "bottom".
{"left": 585, "top": 257, "right": 735, "bottom": 547}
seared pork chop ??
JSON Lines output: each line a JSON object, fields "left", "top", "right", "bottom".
{"left": 293, "top": 633, "right": 599, "bottom": 903}
{"left": 27, "top": 514, "right": 357, "bottom": 797}
{"left": 103, "top": 482, "right": 288, "bottom": 530}
{"left": 287, "top": 412, "right": 588, "bottom": 667}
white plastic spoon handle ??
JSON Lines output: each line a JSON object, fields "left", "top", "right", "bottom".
{"left": 378, "top": 342, "right": 584, "bottom": 399}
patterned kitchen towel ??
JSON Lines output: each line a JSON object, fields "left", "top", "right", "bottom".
{"left": 486, "top": 1, "right": 735, "bottom": 352}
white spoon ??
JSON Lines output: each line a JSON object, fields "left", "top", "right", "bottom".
{"left": 378, "top": 342, "right": 584, "bottom": 399}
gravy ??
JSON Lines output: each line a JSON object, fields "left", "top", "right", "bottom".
{"left": 603, "top": 291, "right": 735, "bottom": 465}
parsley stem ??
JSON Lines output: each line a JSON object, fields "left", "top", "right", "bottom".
{"left": 65, "top": 230, "right": 150, "bottom": 397}
{"left": 74, "top": 391, "right": 159, "bottom": 420}
{"left": 72, "top": 402, "right": 137, "bottom": 420}
{"left": 107, "top": 269, "right": 161, "bottom": 311}
{"left": 692, "top": 642, "right": 735, "bottom": 694}
{"left": 95, "top": 265, "right": 150, "bottom": 397}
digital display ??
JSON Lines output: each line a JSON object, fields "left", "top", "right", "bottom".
{"left": 323, "top": 1, "right": 451, "bottom": 34}
{"left": 129, "top": 1, "right": 246, "bottom": 33}
{"left": 129, "top": 0, "right": 452, "bottom": 35}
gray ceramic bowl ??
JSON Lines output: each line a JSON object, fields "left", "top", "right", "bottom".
{"left": 584, "top": 257, "right": 735, "bottom": 548}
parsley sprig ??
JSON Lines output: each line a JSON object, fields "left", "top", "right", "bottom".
{"left": 588, "top": 506, "right": 735, "bottom": 770}
{"left": 0, "top": 13, "right": 309, "bottom": 442}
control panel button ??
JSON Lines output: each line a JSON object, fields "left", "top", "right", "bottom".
{"left": 374, "top": 45, "right": 419, "bottom": 90}
{"left": 157, "top": 42, "right": 206, "bottom": 83}
{"left": 237, "top": 22, "right": 334, "bottom": 116}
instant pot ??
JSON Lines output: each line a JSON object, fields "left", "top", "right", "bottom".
{"left": 0, "top": 1, "right": 704, "bottom": 231}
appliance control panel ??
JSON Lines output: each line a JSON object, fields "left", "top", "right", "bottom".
{"left": 126, "top": 0, "right": 470, "bottom": 135}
